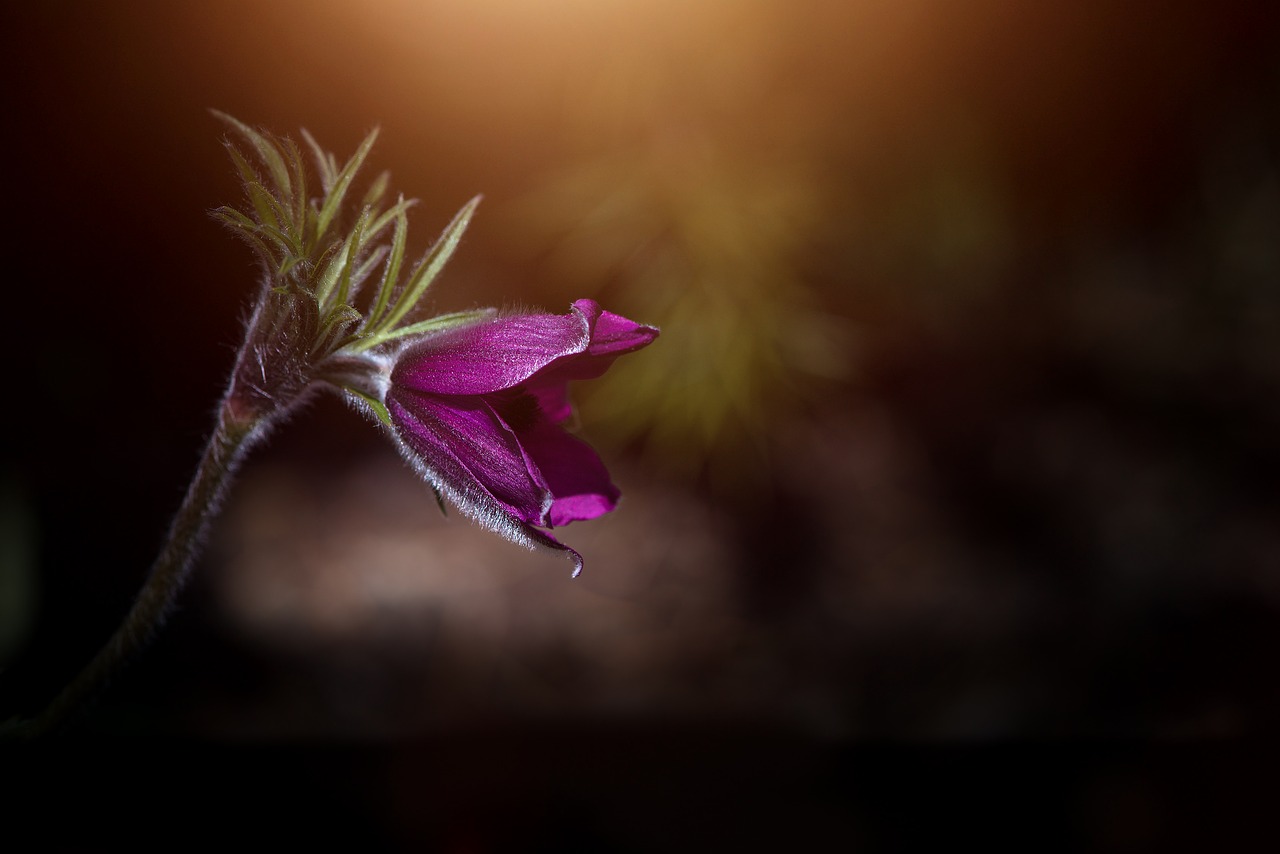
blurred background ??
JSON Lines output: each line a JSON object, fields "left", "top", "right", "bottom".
{"left": 2, "top": 0, "right": 1279, "bottom": 846}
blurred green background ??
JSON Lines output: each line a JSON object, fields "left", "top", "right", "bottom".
{"left": 2, "top": 0, "right": 1278, "bottom": 846}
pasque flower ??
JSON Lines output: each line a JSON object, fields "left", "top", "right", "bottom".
{"left": 8, "top": 115, "right": 659, "bottom": 738}
{"left": 204, "top": 110, "right": 656, "bottom": 577}
{"left": 383, "top": 300, "right": 658, "bottom": 576}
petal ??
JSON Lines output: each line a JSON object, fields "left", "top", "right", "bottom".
{"left": 522, "top": 304, "right": 659, "bottom": 423}
{"left": 385, "top": 388, "right": 586, "bottom": 576}
{"left": 392, "top": 305, "right": 593, "bottom": 396}
{"left": 528, "top": 381, "right": 573, "bottom": 424}
{"left": 579, "top": 299, "right": 662, "bottom": 359}
{"left": 532, "top": 300, "right": 661, "bottom": 385}
{"left": 392, "top": 300, "right": 659, "bottom": 396}
{"left": 514, "top": 418, "right": 621, "bottom": 526}
{"left": 387, "top": 388, "right": 550, "bottom": 525}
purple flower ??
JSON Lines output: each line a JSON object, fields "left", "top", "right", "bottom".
{"left": 384, "top": 299, "right": 658, "bottom": 575}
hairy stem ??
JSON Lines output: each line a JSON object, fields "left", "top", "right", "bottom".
{"left": 21, "top": 402, "right": 265, "bottom": 738}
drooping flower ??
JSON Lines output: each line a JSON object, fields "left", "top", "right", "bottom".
{"left": 382, "top": 299, "right": 658, "bottom": 575}
{"left": 16, "top": 116, "right": 658, "bottom": 739}
{"left": 208, "top": 114, "right": 659, "bottom": 574}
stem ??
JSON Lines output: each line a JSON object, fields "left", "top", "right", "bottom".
{"left": 20, "top": 403, "right": 265, "bottom": 738}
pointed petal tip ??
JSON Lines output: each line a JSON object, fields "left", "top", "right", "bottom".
{"left": 570, "top": 298, "right": 601, "bottom": 317}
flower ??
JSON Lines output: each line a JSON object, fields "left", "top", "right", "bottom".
{"left": 383, "top": 299, "right": 658, "bottom": 575}
{"left": 210, "top": 115, "right": 659, "bottom": 574}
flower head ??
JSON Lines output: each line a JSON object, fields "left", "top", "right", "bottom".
{"left": 212, "top": 113, "right": 658, "bottom": 574}
{"left": 383, "top": 299, "right": 658, "bottom": 575}
{"left": 12, "top": 116, "right": 662, "bottom": 739}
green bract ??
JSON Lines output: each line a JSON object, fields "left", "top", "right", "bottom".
{"left": 210, "top": 111, "right": 482, "bottom": 361}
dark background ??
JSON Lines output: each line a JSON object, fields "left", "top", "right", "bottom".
{"left": 2, "top": 1, "right": 1279, "bottom": 848}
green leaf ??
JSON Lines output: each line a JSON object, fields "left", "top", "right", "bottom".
{"left": 344, "top": 387, "right": 393, "bottom": 427}
{"left": 212, "top": 208, "right": 280, "bottom": 264}
{"left": 334, "top": 207, "right": 373, "bottom": 310}
{"left": 380, "top": 308, "right": 495, "bottom": 341}
{"left": 367, "top": 195, "right": 416, "bottom": 243}
{"left": 351, "top": 307, "right": 496, "bottom": 352}
{"left": 283, "top": 137, "right": 309, "bottom": 235}
{"left": 225, "top": 144, "right": 263, "bottom": 193}
{"left": 301, "top": 127, "right": 339, "bottom": 193}
{"left": 244, "top": 179, "right": 284, "bottom": 232}
{"left": 212, "top": 205, "right": 257, "bottom": 232}
{"left": 256, "top": 222, "right": 297, "bottom": 256}
{"left": 376, "top": 195, "right": 481, "bottom": 334}
{"left": 362, "top": 169, "right": 391, "bottom": 210}
{"left": 277, "top": 254, "right": 306, "bottom": 278}
{"left": 352, "top": 244, "right": 389, "bottom": 293}
{"left": 311, "top": 233, "right": 353, "bottom": 309}
{"left": 314, "top": 303, "right": 363, "bottom": 356}
{"left": 363, "top": 200, "right": 410, "bottom": 332}
{"left": 213, "top": 111, "right": 293, "bottom": 203}
{"left": 312, "top": 127, "right": 380, "bottom": 252}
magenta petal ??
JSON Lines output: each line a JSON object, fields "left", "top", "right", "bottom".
{"left": 381, "top": 299, "right": 657, "bottom": 576}
{"left": 514, "top": 418, "right": 621, "bottom": 526}
{"left": 392, "top": 306, "right": 592, "bottom": 396}
{"left": 578, "top": 300, "right": 662, "bottom": 358}
{"left": 393, "top": 301, "right": 660, "bottom": 396}
{"left": 528, "top": 382, "right": 573, "bottom": 424}
{"left": 532, "top": 303, "right": 660, "bottom": 385}
{"left": 387, "top": 388, "right": 550, "bottom": 525}
{"left": 386, "top": 388, "right": 587, "bottom": 575}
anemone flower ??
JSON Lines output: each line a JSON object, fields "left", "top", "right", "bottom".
{"left": 383, "top": 299, "right": 658, "bottom": 575}
{"left": 14, "top": 115, "right": 661, "bottom": 738}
